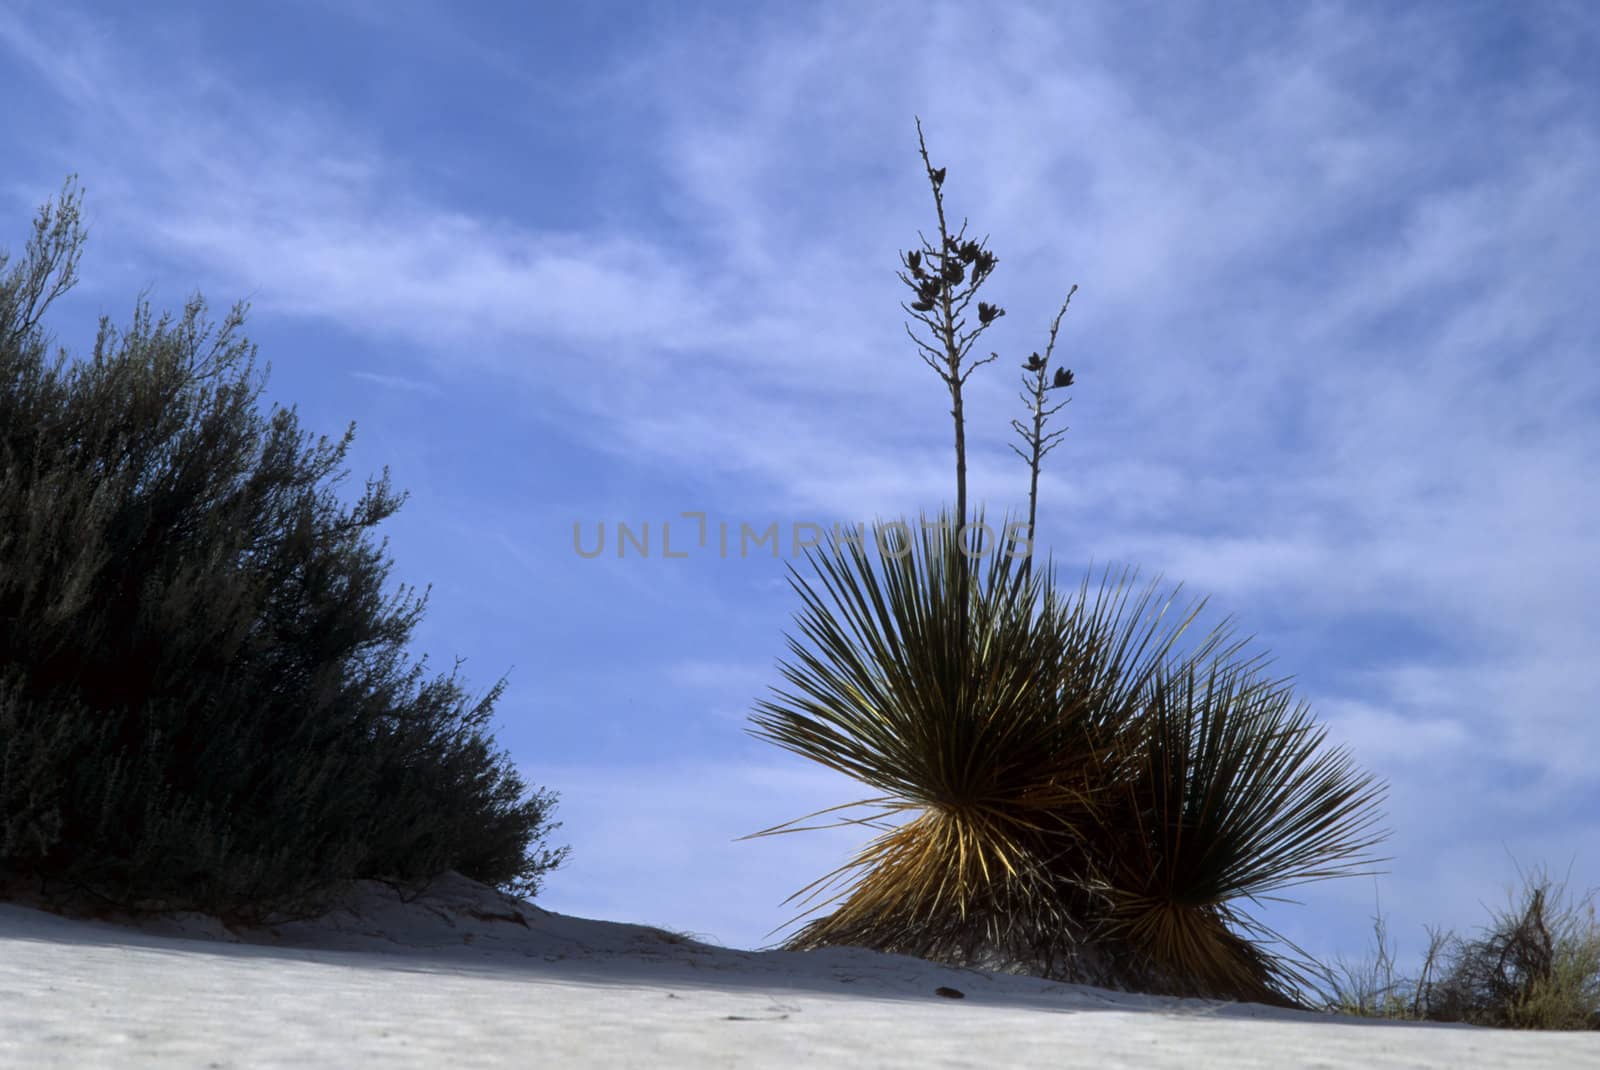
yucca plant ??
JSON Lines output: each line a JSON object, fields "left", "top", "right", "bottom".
{"left": 748, "top": 515, "right": 1387, "bottom": 1002}
{"left": 746, "top": 116, "right": 1387, "bottom": 1006}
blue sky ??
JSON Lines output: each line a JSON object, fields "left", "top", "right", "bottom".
{"left": 3, "top": 0, "right": 1597, "bottom": 979}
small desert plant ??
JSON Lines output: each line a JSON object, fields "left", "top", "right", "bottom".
{"left": 1316, "top": 864, "right": 1600, "bottom": 1030}
{"left": 746, "top": 117, "right": 1387, "bottom": 1006}
{"left": 1426, "top": 865, "right": 1600, "bottom": 1030}
{"left": 642, "top": 924, "right": 716, "bottom": 947}
{"left": 0, "top": 178, "right": 570, "bottom": 922}
{"left": 1318, "top": 888, "right": 1448, "bottom": 1019}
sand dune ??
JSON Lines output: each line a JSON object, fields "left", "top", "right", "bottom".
{"left": 3, "top": 871, "right": 1596, "bottom": 1068}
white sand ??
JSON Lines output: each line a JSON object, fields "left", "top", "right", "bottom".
{"left": 3, "top": 872, "right": 1596, "bottom": 1068}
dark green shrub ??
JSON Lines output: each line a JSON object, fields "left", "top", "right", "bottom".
{"left": 0, "top": 179, "right": 569, "bottom": 922}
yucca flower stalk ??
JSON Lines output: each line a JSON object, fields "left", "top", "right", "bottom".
{"left": 1009, "top": 286, "right": 1077, "bottom": 581}
{"left": 898, "top": 118, "right": 1006, "bottom": 550}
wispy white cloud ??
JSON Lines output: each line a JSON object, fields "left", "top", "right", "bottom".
{"left": 665, "top": 659, "right": 777, "bottom": 698}
{"left": 349, "top": 370, "right": 441, "bottom": 394}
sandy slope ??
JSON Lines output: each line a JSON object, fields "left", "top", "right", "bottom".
{"left": 3, "top": 871, "right": 1596, "bottom": 1068}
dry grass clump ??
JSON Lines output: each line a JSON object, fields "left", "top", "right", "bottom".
{"left": 1321, "top": 864, "right": 1600, "bottom": 1030}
